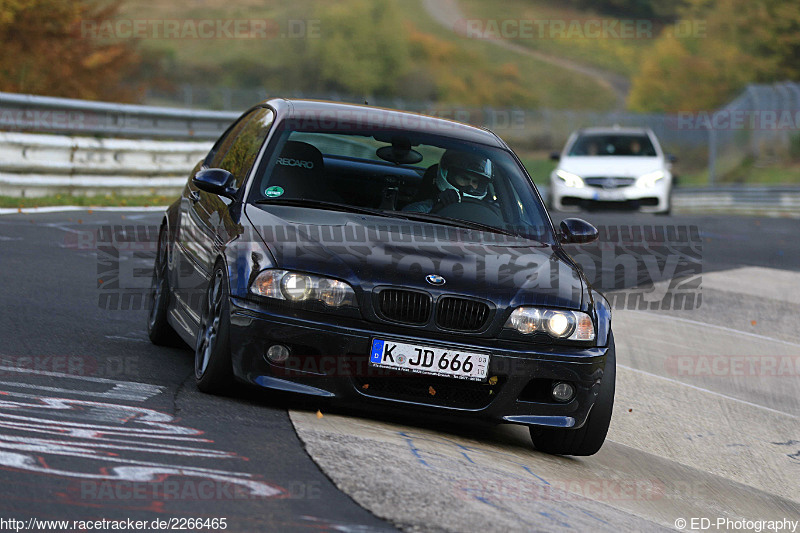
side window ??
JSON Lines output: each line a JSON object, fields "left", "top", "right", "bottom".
{"left": 205, "top": 115, "right": 249, "bottom": 169}
{"left": 214, "top": 108, "right": 275, "bottom": 187}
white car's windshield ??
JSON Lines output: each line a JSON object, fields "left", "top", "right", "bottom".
{"left": 568, "top": 134, "right": 657, "bottom": 157}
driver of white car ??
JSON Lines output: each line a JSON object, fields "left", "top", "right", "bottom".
{"left": 403, "top": 150, "right": 495, "bottom": 213}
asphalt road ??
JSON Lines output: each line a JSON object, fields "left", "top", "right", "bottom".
{"left": 0, "top": 208, "right": 798, "bottom": 532}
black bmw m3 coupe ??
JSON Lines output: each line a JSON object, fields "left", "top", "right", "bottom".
{"left": 148, "top": 99, "right": 615, "bottom": 456}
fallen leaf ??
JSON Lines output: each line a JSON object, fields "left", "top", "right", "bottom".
{"left": 428, "top": 386, "right": 436, "bottom": 396}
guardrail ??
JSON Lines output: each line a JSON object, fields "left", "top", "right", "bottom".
{"left": 672, "top": 186, "right": 800, "bottom": 217}
{"left": 1, "top": 125, "right": 798, "bottom": 218}
{"left": 0, "top": 91, "right": 237, "bottom": 140}
{"left": 0, "top": 132, "right": 211, "bottom": 197}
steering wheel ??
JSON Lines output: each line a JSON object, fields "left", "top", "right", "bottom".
{"left": 430, "top": 197, "right": 505, "bottom": 226}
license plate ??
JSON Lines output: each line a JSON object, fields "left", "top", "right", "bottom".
{"left": 593, "top": 189, "right": 625, "bottom": 201}
{"left": 369, "top": 339, "right": 490, "bottom": 381}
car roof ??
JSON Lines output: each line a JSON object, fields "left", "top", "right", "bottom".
{"left": 262, "top": 98, "right": 506, "bottom": 148}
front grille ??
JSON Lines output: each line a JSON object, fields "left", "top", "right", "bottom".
{"left": 436, "top": 297, "right": 490, "bottom": 331}
{"left": 584, "top": 177, "right": 635, "bottom": 189}
{"left": 378, "top": 289, "right": 431, "bottom": 325}
{"left": 354, "top": 374, "right": 503, "bottom": 409}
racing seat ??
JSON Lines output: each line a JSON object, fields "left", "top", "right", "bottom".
{"left": 407, "top": 163, "right": 439, "bottom": 205}
{"left": 264, "top": 141, "right": 330, "bottom": 200}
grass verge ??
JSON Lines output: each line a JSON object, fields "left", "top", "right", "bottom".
{"left": 0, "top": 194, "right": 174, "bottom": 208}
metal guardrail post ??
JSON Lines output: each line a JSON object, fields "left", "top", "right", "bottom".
{"left": 708, "top": 119, "right": 717, "bottom": 186}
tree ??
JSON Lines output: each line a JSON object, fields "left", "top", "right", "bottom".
{"left": 306, "top": 0, "right": 410, "bottom": 96}
{"left": 628, "top": 0, "right": 800, "bottom": 112}
{"left": 0, "top": 0, "right": 141, "bottom": 100}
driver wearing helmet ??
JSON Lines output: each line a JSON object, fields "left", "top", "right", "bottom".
{"left": 403, "top": 150, "right": 494, "bottom": 213}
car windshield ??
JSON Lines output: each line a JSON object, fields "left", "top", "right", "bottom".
{"left": 247, "top": 123, "right": 552, "bottom": 242}
{"left": 568, "top": 133, "right": 656, "bottom": 157}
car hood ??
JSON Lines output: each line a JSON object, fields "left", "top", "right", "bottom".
{"left": 559, "top": 156, "right": 663, "bottom": 178}
{"left": 245, "top": 204, "right": 585, "bottom": 310}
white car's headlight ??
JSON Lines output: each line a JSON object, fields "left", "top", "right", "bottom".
{"left": 635, "top": 170, "right": 665, "bottom": 188}
{"left": 555, "top": 169, "right": 585, "bottom": 188}
{"left": 251, "top": 269, "right": 357, "bottom": 308}
{"left": 505, "top": 307, "right": 595, "bottom": 341}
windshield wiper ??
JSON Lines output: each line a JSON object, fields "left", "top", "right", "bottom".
{"left": 253, "top": 199, "right": 544, "bottom": 242}
{"left": 253, "top": 198, "right": 397, "bottom": 218}
{"left": 386, "top": 211, "right": 522, "bottom": 238}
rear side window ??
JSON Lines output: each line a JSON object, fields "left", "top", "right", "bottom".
{"left": 209, "top": 108, "right": 275, "bottom": 187}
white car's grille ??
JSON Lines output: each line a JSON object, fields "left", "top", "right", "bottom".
{"left": 584, "top": 177, "right": 636, "bottom": 189}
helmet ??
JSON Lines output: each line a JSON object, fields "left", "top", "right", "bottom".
{"left": 436, "top": 150, "right": 493, "bottom": 200}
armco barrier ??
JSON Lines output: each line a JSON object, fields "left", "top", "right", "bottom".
{"left": 0, "top": 91, "right": 237, "bottom": 139}
{"left": 672, "top": 187, "right": 800, "bottom": 217}
{"left": 1, "top": 130, "right": 798, "bottom": 218}
{"left": 0, "top": 132, "right": 211, "bottom": 197}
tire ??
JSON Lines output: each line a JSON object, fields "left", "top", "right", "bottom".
{"left": 147, "top": 226, "right": 182, "bottom": 346}
{"left": 194, "top": 262, "right": 234, "bottom": 394}
{"left": 530, "top": 332, "right": 616, "bottom": 456}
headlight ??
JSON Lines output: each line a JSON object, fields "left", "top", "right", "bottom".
{"left": 555, "top": 169, "right": 585, "bottom": 188}
{"left": 635, "top": 170, "right": 665, "bottom": 188}
{"left": 251, "top": 269, "right": 357, "bottom": 308}
{"left": 505, "top": 307, "right": 595, "bottom": 341}
{"left": 281, "top": 273, "right": 312, "bottom": 301}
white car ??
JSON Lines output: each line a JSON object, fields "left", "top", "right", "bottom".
{"left": 549, "top": 127, "right": 674, "bottom": 214}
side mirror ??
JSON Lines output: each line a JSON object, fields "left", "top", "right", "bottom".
{"left": 192, "top": 168, "right": 236, "bottom": 199}
{"left": 559, "top": 218, "right": 598, "bottom": 244}
{"left": 550, "top": 151, "right": 561, "bottom": 161}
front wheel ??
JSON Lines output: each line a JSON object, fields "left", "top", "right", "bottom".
{"left": 194, "top": 263, "right": 234, "bottom": 393}
{"left": 530, "top": 332, "right": 616, "bottom": 456}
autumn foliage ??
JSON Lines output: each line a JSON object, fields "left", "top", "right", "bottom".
{"left": 629, "top": 0, "right": 800, "bottom": 112}
{"left": 0, "top": 0, "right": 141, "bottom": 101}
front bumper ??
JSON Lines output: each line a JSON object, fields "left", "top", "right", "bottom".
{"left": 228, "top": 298, "right": 610, "bottom": 429}
{"left": 551, "top": 180, "right": 670, "bottom": 212}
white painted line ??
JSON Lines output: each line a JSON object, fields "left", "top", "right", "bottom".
{"left": 0, "top": 363, "right": 165, "bottom": 390}
{"left": 0, "top": 206, "right": 166, "bottom": 216}
{"left": 630, "top": 310, "right": 800, "bottom": 348}
{"left": 617, "top": 364, "right": 798, "bottom": 419}
{"left": 0, "top": 381, "right": 160, "bottom": 403}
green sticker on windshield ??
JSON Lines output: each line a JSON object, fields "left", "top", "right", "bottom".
{"left": 264, "top": 186, "right": 284, "bottom": 198}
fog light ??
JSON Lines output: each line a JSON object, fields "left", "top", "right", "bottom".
{"left": 266, "top": 344, "right": 291, "bottom": 363}
{"left": 552, "top": 381, "right": 575, "bottom": 402}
